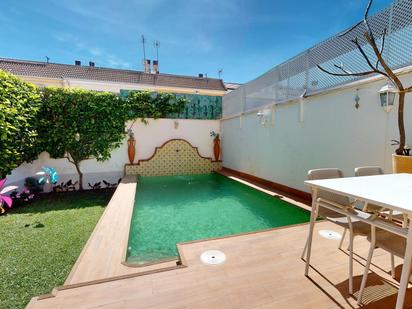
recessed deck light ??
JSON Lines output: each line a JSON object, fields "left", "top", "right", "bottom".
{"left": 319, "top": 230, "right": 342, "bottom": 240}
{"left": 200, "top": 250, "right": 226, "bottom": 265}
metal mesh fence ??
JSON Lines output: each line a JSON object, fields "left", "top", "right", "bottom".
{"left": 223, "top": 0, "right": 412, "bottom": 117}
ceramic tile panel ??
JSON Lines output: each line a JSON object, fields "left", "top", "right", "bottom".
{"left": 125, "top": 139, "right": 222, "bottom": 176}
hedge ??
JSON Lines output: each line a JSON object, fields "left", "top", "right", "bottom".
{"left": 0, "top": 70, "right": 42, "bottom": 178}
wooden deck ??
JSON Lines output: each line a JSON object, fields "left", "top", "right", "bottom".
{"left": 26, "top": 173, "right": 412, "bottom": 308}
{"left": 28, "top": 220, "right": 412, "bottom": 308}
{"left": 64, "top": 175, "right": 178, "bottom": 286}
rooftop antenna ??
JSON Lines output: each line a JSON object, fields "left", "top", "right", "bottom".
{"left": 218, "top": 69, "right": 223, "bottom": 79}
{"left": 154, "top": 40, "right": 160, "bottom": 61}
{"left": 45, "top": 56, "right": 50, "bottom": 64}
{"left": 141, "top": 34, "right": 147, "bottom": 67}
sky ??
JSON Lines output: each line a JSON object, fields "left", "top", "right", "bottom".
{"left": 0, "top": 0, "right": 394, "bottom": 83}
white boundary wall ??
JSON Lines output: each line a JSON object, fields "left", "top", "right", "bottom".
{"left": 222, "top": 71, "right": 412, "bottom": 192}
{"left": 7, "top": 119, "right": 220, "bottom": 188}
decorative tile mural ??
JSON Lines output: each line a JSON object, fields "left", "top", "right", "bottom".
{"left": 120, "top": 90, "right": 222, "bottom": 120}
{"left": 125, "top": 139, "right": 222, "bottom": 176}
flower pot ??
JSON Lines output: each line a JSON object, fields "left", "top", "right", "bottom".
{"left": 392, "top": 154, "right": 412, "bottom": 173}
{"left": 127, "top": 137, "right": 136, "bottom": 164}
{"left": 213, "top": 137, "right": 221, "bottom": 161}
{"left": 43, "top": 182, "right": 52, "bottom": 193}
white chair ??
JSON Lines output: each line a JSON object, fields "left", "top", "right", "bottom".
{"left": 357, "top": 222, "right": 408, "bottom": 305}
{"left": 355, "top": 166, "right": 384, "bottom": 213}
{"left": 302, "top": 168, "right": 371, "bottom": 294}
{"left": 355, "top": 166, "right": 407, "bottom": 279}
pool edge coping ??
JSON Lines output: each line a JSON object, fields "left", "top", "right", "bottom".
{"left": 125, "top": 172, "right": 315, "bottom": 267}
{"left": 64, "top": 175, "right": 143, "bottom": 285}
{"left": 66, "top": 172, "right": 316, "bottom": 279}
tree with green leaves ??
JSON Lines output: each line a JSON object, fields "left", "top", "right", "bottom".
{"left": 0, "top": 70, "right": 42, "bottom": 178}
{"left": 38, "top": 88, "right": 129, "bottom": 190}
{"left": 38, "top": 88, "right": 187, "bottom": 190}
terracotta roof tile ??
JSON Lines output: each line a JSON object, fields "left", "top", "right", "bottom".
{"left": 0, "top": 58, "right": 227, "bottom": 91}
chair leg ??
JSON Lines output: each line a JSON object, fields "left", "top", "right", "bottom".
{"left": 301, "top": 237, "right": 308, "bottom": 260}
{"left": 358, "top": 226, "right": 376, "bottom": 305}
{"left": 301, "top": 204, "right": 320, "bottom": 260}
{"left": 348, "top": 218, "right": 354, "bottom": 295}
{"left": 339, "top": 227, "right": 347, "bottom": 250}
{"left": 395, "top": 219, "right": 412, "bottom": 309}
{"left": 305, "top": 192, "right": 320, "bottom": 276}
{"left": 391, "top": 253, "right": 395, "bottom": 278}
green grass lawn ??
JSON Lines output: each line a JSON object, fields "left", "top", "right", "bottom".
{"left": 0, "top": 189, "right": 113, "bottom": 309}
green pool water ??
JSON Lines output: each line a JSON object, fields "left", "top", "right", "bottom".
{"left": 126, "top": 173, "right": 310, "bottom": 264}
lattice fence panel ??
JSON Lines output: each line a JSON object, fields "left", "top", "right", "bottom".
{"left": 223, "top": 0, "right": 412, "bottom": 118}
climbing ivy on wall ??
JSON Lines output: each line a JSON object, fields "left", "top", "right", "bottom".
{"left": 126, "top": 91, "right": 187, "bottom": 122}
{"left": 120, "top": 90, "right": 222, "bottom": 120}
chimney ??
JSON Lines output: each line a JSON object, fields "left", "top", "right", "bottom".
{"left": 144, "top": 59, "right": 151, "bottom": 73}
{"left": 153, "top": 60, "right": 159, "bottom": 74}
{"left": 89, "top": 61, "right": 95, "bottom": 67}
{"left": 75, "top": 60, "right": 81, "bottom": 66}
{"left": 198, "top": 73, "right": 204, "bottom": 78}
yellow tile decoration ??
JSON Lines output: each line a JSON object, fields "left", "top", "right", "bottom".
{"left": 125, "top": 139, "right": 222, "bottom": 176}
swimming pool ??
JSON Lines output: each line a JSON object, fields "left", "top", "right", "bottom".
{"left": 126, "top": 173, "right": 310, "bottom": 265}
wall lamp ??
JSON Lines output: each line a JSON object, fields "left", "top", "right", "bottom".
{"left": 257, "top": 108, "right": 271, "bottom": 126}
{"left": 379, "top": 82, "right": 396, "bottom": 113}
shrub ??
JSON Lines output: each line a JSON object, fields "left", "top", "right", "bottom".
{"left": 0, "top": 70, "right": 41, "bottom": 178}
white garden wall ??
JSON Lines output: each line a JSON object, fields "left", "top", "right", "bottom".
{"left": 221, "top": 71, "right": 412, "bottom": 193}
{"left": 6, "top": 118, "right": 220, "bottom": 189}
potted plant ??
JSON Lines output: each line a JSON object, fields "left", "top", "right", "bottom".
{"left": 317, "top": 0, "right": 412, "bottom": 173}
{"left": 24, "top": 177, "right": 44, "bottom": 194}
{"left": 392, "top": 142, "right": 412, "bottom": 173}
{"left": 127, "top": 129, "right": 136, "bottom": 164}
{"left": 210, "top": 131, "right": 221, "bottom": 161}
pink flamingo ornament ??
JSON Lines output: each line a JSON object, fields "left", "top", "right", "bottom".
{"left": 0, "top": 178, "right": 18, "bottom": 214}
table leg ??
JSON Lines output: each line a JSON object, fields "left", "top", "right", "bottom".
{"left": 338, "top": 227, "right": 347, "bottom": 250}
{"left": 348, "top": 216, "right": 354, "bottom": 295}
{"left": 396, "top": 217, "right": 412, "bottom": 309}
{"left": 357, "top": 225, "right": 375, "bottom": 305}
{"left": 305, "top": 188, "right": 318, "bottom": 276}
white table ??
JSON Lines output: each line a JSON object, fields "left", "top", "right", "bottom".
{"left": 304, "top": 173, "right": 412, "bottom": 309}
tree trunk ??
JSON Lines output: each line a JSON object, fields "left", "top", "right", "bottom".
{"left": 73, "top": 161, "right": 84, "bottom": 190}
{"left": 397, "top": 92, "right": 406, "bottom": 155}
{"left": 65, "top": 154, "right": 84, "bottom": 190}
